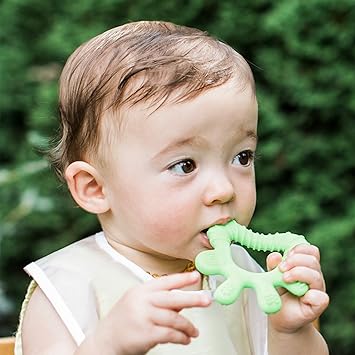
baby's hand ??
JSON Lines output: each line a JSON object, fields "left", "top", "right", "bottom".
{"left": 96, "top": 271, "right": 211, "bottom": 355}
{"left": 266, "top": 244, "right": 329, "bottom": 333}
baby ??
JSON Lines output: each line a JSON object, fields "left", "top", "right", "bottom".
{"left": 16, "top": 21, "right": 329, "bottom": 355}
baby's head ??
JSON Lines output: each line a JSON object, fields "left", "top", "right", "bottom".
{"left": 52, "top": 21, "right": 258, "bottom": 264}
{"left": 50, "top": 20, "right": 255, "bottom": 180}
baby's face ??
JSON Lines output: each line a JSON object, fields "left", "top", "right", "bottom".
{"left": 101, "top": 80, "right": 258, "bottom": 267}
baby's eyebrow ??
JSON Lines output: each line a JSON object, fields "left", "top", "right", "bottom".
{"left": 227, "top": 129, "right": 258, "bottom": 145}
{"left": 153, "top": 136, "right": 207, "bottom": 160}
{"left": 245, "top": 130, "right": 258, "bottom": 142}
{"left": 153, "top": 130, "right": 257, "bottom": 161}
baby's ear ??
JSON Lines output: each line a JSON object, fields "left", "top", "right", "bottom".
{"left": 65, "top": 161, "right": 110, "bottom": 214}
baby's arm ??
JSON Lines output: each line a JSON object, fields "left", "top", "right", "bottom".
{"left": 21, "top": 271, "right": 211, "bottom": 355}
{"left": 266, "top": 244, "right": 330, "bottom": 354}
{"left": 22, "top": 286, "right": 78, "bottom": 354}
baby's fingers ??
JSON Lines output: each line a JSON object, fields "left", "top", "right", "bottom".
{"left": 282, "top": 266, "right": 325, "bottom": 291}
{"left": 266, "top": 252, "right": 283, "bottom": 271}
{"left": 147, "top": 271, "right": 201, "bottom": 291}
{"left": 279, "top": 253, "right": 321, "bottom": 273}
{"left": 151, "top": 326, "right": 193, "bottom": 346}
{"left": 300, "top": 289, "right": 330, "bottom": 320}
{"left": 152, "top": 290, "right": 211, "bottom": 311}
{"left": 288, "top": 244, "right": 320, "bottom": 260}
{"left": 279, "top": 251, "right": 325, "bottom": 291}
{"left": 152, "top": 309, "right": 199, "bottom": 339}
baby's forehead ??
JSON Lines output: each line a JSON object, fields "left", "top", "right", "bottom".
{"left": 106, "top": 79, "right": 256, "bottom": 132}
{"left": 97, "top": 78, "right": 257, "bottom": 171}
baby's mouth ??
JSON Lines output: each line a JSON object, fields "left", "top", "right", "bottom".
{"left": 200, "top": 229, "right": 212, "bottom": 248}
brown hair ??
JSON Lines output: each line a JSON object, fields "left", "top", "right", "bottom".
{"left": 49, "top": 21, "right": 255, "bottom": 180}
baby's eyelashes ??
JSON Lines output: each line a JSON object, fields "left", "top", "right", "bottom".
{"left": 168, "top": 159, "right": 197, "bottom": 175}
{"left": 232, "top": 149, "right": 255, "bottom": 167}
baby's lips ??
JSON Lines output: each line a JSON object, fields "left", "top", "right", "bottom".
{"left": 200, "top": 217, "right": 233, "bottom": 236}
{"left": 200, "top": 231, "right": 212, "bottom": 248}
{"left": 211, "top": 217, "right": 233, "bottom": 226}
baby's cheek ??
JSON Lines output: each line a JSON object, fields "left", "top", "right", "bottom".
{"left": 146, "top": 205, "right": 191, "bottom": 238}
{"left": 234, "top": 181, "right": 256, "bottom": 226}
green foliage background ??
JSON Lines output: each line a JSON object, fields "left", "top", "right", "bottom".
{"left": 0, "top": 0, "right": 354, "bottom": 354}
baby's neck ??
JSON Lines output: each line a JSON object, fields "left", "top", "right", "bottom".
{"left": 104, "top": 234, "right": 201, "bottom": 288}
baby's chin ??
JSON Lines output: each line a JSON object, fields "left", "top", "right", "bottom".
{"left": 157, "top": 234, "right": 213, "bottom": 263}
{"left": 183, "top": 237, "right": 213, "bottom": 261}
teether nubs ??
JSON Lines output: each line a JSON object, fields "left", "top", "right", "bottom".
{"left": 195, "top": 220, "right": 310, "bottom": 314}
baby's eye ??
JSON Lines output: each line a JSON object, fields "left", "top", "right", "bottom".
{"left": 169, "top": 159, "right": 196, "bottom": 175}
{"left": 232, "top": 150, "right": 255, "bottom": 166}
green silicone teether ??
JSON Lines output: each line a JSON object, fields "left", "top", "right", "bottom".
{"left": 195, "top": 220, "right": 310, "bottom": 314}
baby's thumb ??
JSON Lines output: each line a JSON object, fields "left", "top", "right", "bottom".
{"left": 266, "top": 252, "right": 283, "bottom": 271}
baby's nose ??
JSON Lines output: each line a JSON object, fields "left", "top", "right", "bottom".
{"left": 202, "top": 174, "right": 235, "bottom": 206}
